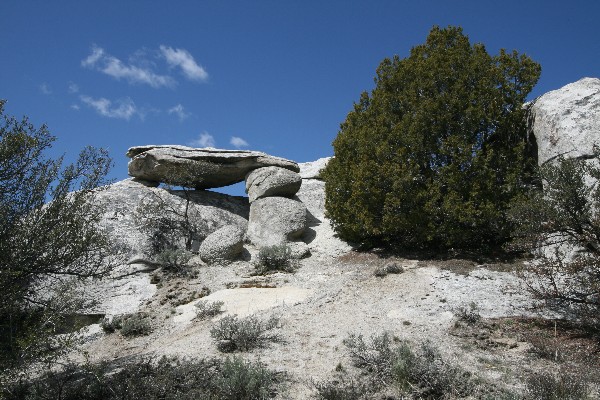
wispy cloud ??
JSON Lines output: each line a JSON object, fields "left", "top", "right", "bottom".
{"left": 40, "top": 83, "right": 52, "bottom": 95}
{"left": 189, "top": 132, "right": 215, "bottom": 148}
{"left": 70, "top": 104, "right": 80, "bottom": 111}
{"left": 168, "top": 104, "right": 190, "bottom": 121}
{"left": 80, "top": 95, "right": 137, "bottom": 120}
{"left": 230, "top": 136, "right": 249, "bottom": 148}
{"left": 82, "top": 45, "right": 175, "bottom": 88}
{"left": 160, "top": 45, "right": 208, "bottom": 81}
{"left": 68, "top": 82, "right": 79, "bottom": 94}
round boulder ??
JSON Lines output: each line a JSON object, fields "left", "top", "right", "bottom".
{"left": 199, "top": 225, "right": 245, "bottom": 264}
{"left": 247, "top": 197, "right": 307, "bottom": 247}
{"left": 245, "top": 166, "right": 302, "bottom": 203}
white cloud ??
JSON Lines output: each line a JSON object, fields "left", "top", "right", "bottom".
{"left": 80, "top": 95, "right": 137, "bottom": 120}
{"left": 70, "top": 104, "right": 80, "bottom": 111}
{"left": 82, "top": 45, "right": 175, "bottom": 88}
{"left": 40, "top": 83, "right": 51, "bottom": 95}
{"left": 168, "top": 104, "right": 190, "bottom": 121}
{"left": 230, "top": 136, "right": 249, "bottom": 148}
{"left": 68, "top": 82, "right": 79, "bottom": 94}
{"left": 189, "top": 132, "right": 215, "bottom": 148}
{"left": 81, "top": 46, "right": 104, "bottom": 67}
{"left": 160, "top": 45, "right": 208, "bottom": 81}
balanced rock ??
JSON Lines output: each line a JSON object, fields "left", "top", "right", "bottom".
{"left": 245, "top": 166, "right": 302, "bottom": 202}
{"left": 199, "top": 225, "right": 245, "bottom": 264}
{"left": 127, "top": 145, "right": 299, "bottom": 189}
{"left": 530, "top": 77, "right": 600, "bottom": 165}
{"left": 247, "top": 197, "right": 307, "bottom": 247}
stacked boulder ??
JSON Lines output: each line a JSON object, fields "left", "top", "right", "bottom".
{"left": 126, "top": 145, "right": 309, "bottom": 262}
{"left": 245, "top": 166, "right": 309, "bottom": 257}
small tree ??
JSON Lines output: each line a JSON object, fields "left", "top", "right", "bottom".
{"left": 508, "top": 155, "right": 600, "bottom": 329}
{"left": 0, "top": 100, "right": 116, "bottom": 379}
{"left": 323, "top": 26, "right": 541, "bottom": 251}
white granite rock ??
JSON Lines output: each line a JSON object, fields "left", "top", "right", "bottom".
{"left": 530, "top": 77, "right": 600, "bottom": 165}
{"left": 247, "top": 196, "right": 307, "bottom": 247}
{"left": 245, "top": 166, "right": 302, "bottom": 202}
{"left": 127, "top": 145, "right": 299, "bottom": 189}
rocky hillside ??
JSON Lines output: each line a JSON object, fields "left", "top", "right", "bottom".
{"left": 70, "top": 78, "right": 600, "bottom": 399}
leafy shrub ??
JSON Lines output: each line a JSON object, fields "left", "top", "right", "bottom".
{"left": 100, "top": 315, "right": 123, "bottom": 333}
{"left": 343, "top": 333, "right": 398, "bottom": 384}
{"left": 213, "top": 356, "right": 279, "bottom": 400}
{"left": 120, "top": 313, "right": 152, "bottom": 337}
{"left": 3, "top": 356, "right": 280, "bottom": 400}
{"left": 255, "top": 244, "right": 296, "bottom": 274}
{"left": 525, "top": 371, "right": 589, "bottom": 400}
{"left": 343, "top": 333, "right": 480, "bottom": 398}
{"left": 195, "top": 300, "right": 225, "bottom": 320}
{"left": 156, "top": 248, "right": 193, "bottom": 271}
{"left": 374, "top": 263, "right": 404, "bottom": 277}
{"left": 455, "top": 302, "right": 482, "bottom": 325}
{"left": 101, "top": 313, "right": 152, "bottom": 337}
{"left": 508, "top": 155, "right": 600, "bottom": 330}
{"left": 314, "top": 378, "right": 370, "bottom": 400}
{"left": 323, "top": 26, "right": 540, "bottom": 251}
{"left": 210, "top": 314, "right": 281, "bottom": 352}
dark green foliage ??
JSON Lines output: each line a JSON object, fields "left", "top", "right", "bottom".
{"left": 195, "top": 300, "right": 225, "bottom": 320}
{"left": 214, "top": 357, "right": 279, "bottom": 400}
{"left": 0, "top": 100, "right": 117, "bottom": 376}
{"left": 314, "top": 378, "right": 370, "bottom": 400}
{"left": 155, "top": 248, "right": 193, "bottom": 271}
{"left": 255, "top": 244, "right": 296, "bottom": 274}
{"left": 341, "top": 333, "right": 502, "bottom": 398}
{"left": 210, "top": 314, "right": 281, "bottom": 352}
{"left": 3, "top": 356, "right": 280, "bottom": 400}
{"left": 101, "top": 313, "right": 153, "bottom": 337}
{"left": 508, "top": 155, "right": 600, "bottom": 330}
{"left": 525, "top": 372, "right": 589, "bottom": 400}
{"left": 374, "top": 262, "right": 404, "bottom": 277}
{"left": 323, "top": 26, "right": 541, "bottom": 251}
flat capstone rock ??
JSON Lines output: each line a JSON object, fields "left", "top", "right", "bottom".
{"left": 127, "top": 145, "right": 299, "bottom": 189}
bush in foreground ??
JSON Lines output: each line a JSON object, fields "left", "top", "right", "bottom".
{"left": 2, "top": 356, "right": 280, "bottom": 400}
{"left": 210, "top": 314, "right": 281, "bottom": 352}
{"left": 255, "top": 244, "right": 296, "bottom": 274}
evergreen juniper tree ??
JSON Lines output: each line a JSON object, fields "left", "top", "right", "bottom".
{"left": 323, "top": 26, "right": 541, "bottom": 251}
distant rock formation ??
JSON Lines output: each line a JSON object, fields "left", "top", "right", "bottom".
{"left": 530, "top": 77, "right": 600, "bottom": 165}
{"left": 127, "top": 145, "right": 299, "bottom": 189}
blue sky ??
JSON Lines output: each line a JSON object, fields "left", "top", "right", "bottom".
{"left": 2, "top": 1, "right": 599, "bottom": 195}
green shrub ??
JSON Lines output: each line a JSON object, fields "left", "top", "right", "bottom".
{"left": 195, "top": 300, "right": 225, "bottom": 320}
{"left": 508, "top": 155, "right": 600, "bottom": 330}
{"left": 210, "top": 314, "right": 281, "bottom": 352}
{"left": 323, "top": 25, "right": 540, "bottom": 251}
{"left": 214, "top": 356, "right": 279, "bottom": 400}
{"left": 525, "top": 371, "right": 589, "bottom": 400}
{"left": 455, "top": 302, "right": 482, "bottom": 325}
{"left": 3, "top": 356, "right": 280, "bottom": 399}
{"left": 101, "top": 313, "right": 152, "bottom": 337}
{"left": 343, "top": 333, "right": 481, "bottom": 398}
{"left": 255, "top": 244, "right": 296, "bottom": 274}
{"left": 156, "top": 248, "right": 193, "bottom": 271}
{"left": 314, "top": 378, "right": 370, "bottom": 400}
{"left": 374, "top": 263, "right": 404, "bottom": 277}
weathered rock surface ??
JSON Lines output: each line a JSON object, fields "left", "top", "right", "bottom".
{"left": 245, "top": 166, "right": 302, "bottom": 202}
{"left": 247, "top": 197, "right": 307, "bottom": 247}
{"left": 81, "top": 179, "right": 249, "bottom": 315}
{"left": 298, "top": 157, "right": 331, "bottom": 179}
{"left": 127, "top": 145, "right": 299, "bottom": 189}
{"left": 530, "top": 77, "right": 600, "bottom": 165}
{"left": 199, "top": 225, "right": 245, "bottom": 264}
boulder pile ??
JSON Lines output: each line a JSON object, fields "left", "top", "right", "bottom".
{"left": 127, "top": 145, "right": 309, "bottom": 261}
